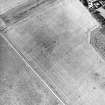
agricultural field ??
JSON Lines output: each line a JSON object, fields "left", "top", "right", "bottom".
{"left": 1, "top": 0, "right": 105, "bottom": 105}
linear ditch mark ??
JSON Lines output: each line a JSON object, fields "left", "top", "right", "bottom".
{"left": 0, "top": 0, "right": 59, "bottom": 26}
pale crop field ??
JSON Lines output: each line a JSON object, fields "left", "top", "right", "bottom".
{"left": 1, "top": 0, "right": 105, "bottom": 105}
